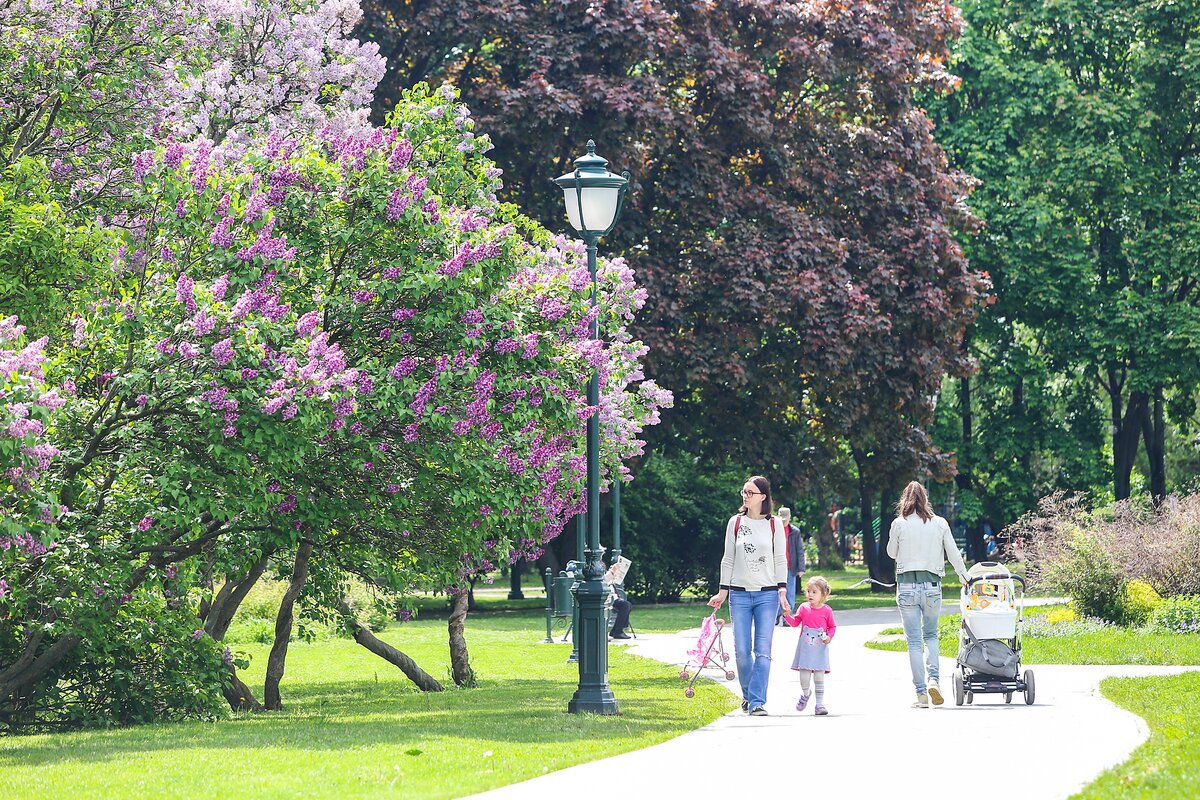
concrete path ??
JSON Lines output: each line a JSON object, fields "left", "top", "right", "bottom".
{"left": 470, "top": 606, "right": 1195, "bottom": 799}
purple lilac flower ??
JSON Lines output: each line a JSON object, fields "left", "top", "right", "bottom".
{"left": 138, "top": 516, "right": 155, "bottom": 531}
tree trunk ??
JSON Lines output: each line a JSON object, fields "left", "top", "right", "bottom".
{"left": 448, "top": 587, "right": 475, "bottom": 687}
{"left": 875, "top": 488, "right": 897, "bottom": 589}
{"left": 854, "top": 450, "right": 883, "bottom": 575}
{"left": 815, "top": 501, "right": 843, "bottom": 571}
{"left": 1112, "top": 389, "right": 1148, "bottom": 500}
{"left": 1142, "top": 384, "right": 1167, "bottom": 504}
{"left": 263, "top": 539, "right": 313, "bottom": 711}
{"left": 223, "top": 668, "right": 264, "bottom": 712}
{"left": 0, "top": 632, "right": 82, "bottom": 712}
{"left": 508, "top": 559, "right": 525, "bottom": 600}
{"left": 337, "top": 599, "right": 444, "bottom": 691}
{"left": 203, "top": 549, "right": 273, "bottom": 641}
{"left": 955, "top": 376, "right": 985, "bottom": 561}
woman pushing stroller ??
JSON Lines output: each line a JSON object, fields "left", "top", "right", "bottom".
{"left": 708, "top": 475, "right": 789, "bottom": 716}
{"left": 887, "top": 481, "right": 968, "bottom": 708}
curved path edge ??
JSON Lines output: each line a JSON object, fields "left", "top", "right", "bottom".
{"left": 469, "top": 605, "right": 1194, "bottom": 799}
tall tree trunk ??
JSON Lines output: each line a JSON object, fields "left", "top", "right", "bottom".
{"left": 448, "top": 587, "right": 475, "bottom": 687}
{"left": 203, "top": 549, "right": 273, "bottom": 641}
{"left": 337, "top": 600, "right": 444, "bottom": 691}
{"left": 955, "top": 376, "right": 985, "bottom": 561}
{"left": 1142, "top": 384, "right": 1167, "bottom": 504}
{"left": 263, "top": 539, "right": 314, "bottom": 711}
{"left": 508, "top": 559, "right": 525, "bottom": 600}
{"left": 852, "top": 447, "right": 877, "bottom": 575}
{"left": 875, "top": 488, "right": 897, "bottom": 589}
{"left": 815, "top": 497, "right": 844, "bottom": 570}
{"left": 0, "top": 632, "right": 81, "bottom": 712}
{"left": 1112, "top": 388, "right": 1148, "bottom": 500}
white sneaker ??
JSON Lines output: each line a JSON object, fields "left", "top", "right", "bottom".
{"left": 912, "top": 692, "right": 930, "bottom": 708}
{"left": 928, "top": 682, "right": 944, "bottom": 706}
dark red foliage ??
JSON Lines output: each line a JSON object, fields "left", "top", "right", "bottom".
{"left": 359, "top": 0, "right": 989, "bottom": 470}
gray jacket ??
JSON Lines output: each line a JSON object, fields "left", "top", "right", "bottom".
{"left": 785, "top": 523, "right": 805, "bottom": 575}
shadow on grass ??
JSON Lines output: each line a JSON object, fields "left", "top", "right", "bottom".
{"left": 0, "top": 672, "right": 710, "bottom": 768}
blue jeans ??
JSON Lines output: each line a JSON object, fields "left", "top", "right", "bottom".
{"left": 897, "top": 582, "right": 943, "bottom": 694}
{"left": 785, "top": 572, "right": 799, "bottom": 613}
{"left": 729, "top": 590, "right": 779, "bottom": 710}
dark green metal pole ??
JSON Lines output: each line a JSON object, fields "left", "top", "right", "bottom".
{"left": 543, "top": 567, "right": 554, "bottom": 644}
{"left": 569, "top": 236, "right": 618, "bottom": 715}
{"left": 567, "top": 512, "right": 584, "bottom": 663}
{"left": 611, "top": 478, "right": 621, "bottom": 564}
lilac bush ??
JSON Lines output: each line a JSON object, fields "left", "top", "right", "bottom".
{"left": 0, "top": 82, "right": 669, "bottom": 725}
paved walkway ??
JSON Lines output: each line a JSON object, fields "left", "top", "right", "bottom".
{"left": 471, "top": 605, "right": 1195, "bottom": 799}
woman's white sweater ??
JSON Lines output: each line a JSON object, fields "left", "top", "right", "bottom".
{"left": 886, "top": 513, "right": 968, "bottom": 580}
{"left": 719, "top": 515, "right": 788, "bottom": 590}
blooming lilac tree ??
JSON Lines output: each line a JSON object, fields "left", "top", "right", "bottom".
{"left": 0, "top": 83, "right": 669, "bottom": 723}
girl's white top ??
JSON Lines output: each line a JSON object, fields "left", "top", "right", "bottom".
{"left": 886, "top": 513, "right": 968, "bottom": 580}
{"left": 719, "top": 515, "right": 788, "bottom": 590}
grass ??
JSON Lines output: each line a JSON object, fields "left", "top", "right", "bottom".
{"left": 0, "top": 609, "right": 735, "bottom": 799}
{"left": 865, "top": 604, "right": 1200, "bottom": 665}
{"left": 1072, "top": 672, "right": 1200, "bottom": 799}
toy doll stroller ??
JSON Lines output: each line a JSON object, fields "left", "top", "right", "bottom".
{"left": 679, "top": 612, "right": 735, "bottom": 698}
{"left": 953, "top": 562, "right": 1035, "bottom": 705}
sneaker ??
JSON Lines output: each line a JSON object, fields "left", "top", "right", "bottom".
{"left": 928, "top": 682, "right": 944, "bottom": 706}
{"left": 610, "top": 631, "right": 632, "bottom": 640}
{"left": 795, "top": 692, "right": 811, "bottom": 712}
{"left": 814, "top": 705, "right": 828, "bottom": 716}
{"left": 749, "top": 707, "right": 769, "bottom": 717}
{"left": 741, "top": 699, "right": 749, "bottom": 713}
{"left": 912, "top": 692, "right": 930, "bottom": 708}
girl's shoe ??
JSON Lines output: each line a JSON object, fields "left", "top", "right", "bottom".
{"left": 814, "top": 705, "right": 828, "bottom": 716}
{"left": 795, "top": 692, "right": 811, "bottom": 712}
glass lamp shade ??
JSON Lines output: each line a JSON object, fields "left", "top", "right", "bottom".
{"left": 562, "top": 186, "right": 621, "bottom": 233}
{"left": 554, "top": 140, "right": 629, "bottom": 236}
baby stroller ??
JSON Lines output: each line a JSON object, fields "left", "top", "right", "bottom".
{"left": 953, "top": 562, "right": 1035, "bottom": 705}
{"left": 679, "top": 612, "right": 735, "bottom": 698}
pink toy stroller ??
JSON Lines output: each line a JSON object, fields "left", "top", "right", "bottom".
{"left": 679, "top": 612, "right": 735, "bottom": 697}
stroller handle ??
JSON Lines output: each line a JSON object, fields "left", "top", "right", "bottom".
{"left": 965, "top": 572, "right": 1026, "bottom": 589}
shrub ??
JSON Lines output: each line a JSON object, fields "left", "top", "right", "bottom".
{"left": 1148, "top": 595, "right": 1200, "bottom": 634}
{"left": 1123, "top": 580, "right": 1162, "bottom": 626}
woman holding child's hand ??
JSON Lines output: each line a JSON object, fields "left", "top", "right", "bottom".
{"left": 707, "top": 475, "right": 789, "bottom": 717}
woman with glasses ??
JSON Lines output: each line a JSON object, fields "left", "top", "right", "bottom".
{"left": 708, "top": 475, "right": 789, "bottom": 716}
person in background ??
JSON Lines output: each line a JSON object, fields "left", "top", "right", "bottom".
{"left": 776, "top": 507, "right": 806, "bottom": 626}
{"left": 708, "top": 475, "right": 789, "bottom": 717}
{"left": 886, "top": 481, "right": 969, "bottom": 708}
{"left": 605, "top": 561, "right": 634, "bottom": 640}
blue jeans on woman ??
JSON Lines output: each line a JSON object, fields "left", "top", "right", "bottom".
{"left": 897, "top": 581, "right": 943, "bottom": 693}
{"left": 729, "top": 589, "right": 779, "bottom": 710}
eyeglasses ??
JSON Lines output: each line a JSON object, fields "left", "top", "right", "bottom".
{"left": 740, "top": 489, "right": 763, "bottom": 497}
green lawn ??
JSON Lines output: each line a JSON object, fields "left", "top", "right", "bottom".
{"left": 866, "top": 606, "right": 1200, "bottom": 665}
{"left": 1072, "top": 672, "right": 1200, "bottom": 799}
{"left": 0, "top": 610, "right": 735, "bottom": 799}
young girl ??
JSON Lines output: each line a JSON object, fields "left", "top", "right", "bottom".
{"left": 783, "top": 576, "right": 836, "bottom": 716}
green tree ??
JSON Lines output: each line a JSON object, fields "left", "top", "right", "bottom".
{"left": 929, "top": 0, "right": 1200, "bottom": 504}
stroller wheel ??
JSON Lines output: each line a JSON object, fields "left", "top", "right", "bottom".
{"left": 721, "top": 653, "right": 730, "bottom": 663}
{"left": 725, "top": 670, "right": 736, "bottom": 681}
{"left": 684, "top": 687, "right": 695, "bottom": 698}
{"left": 1023, "top": 669, "right": 1036, "bottom": 705}
{"left": 1004, "top": 692, "right": 1013, "bottom": 703}
{"left": 952, "top": 671, "right": 964, "bottom": 706}
{"left": 680, "top": 670, "right": 690, "bottom": 680}
{"left": 966, "top": 691, "right": 974, "bottom": 705}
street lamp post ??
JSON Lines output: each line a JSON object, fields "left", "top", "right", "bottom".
{"left": 555, "top": 140, "right": 629, "bottom": 716}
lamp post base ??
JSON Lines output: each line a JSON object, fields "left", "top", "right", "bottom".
{"left": 567, "top": 573, "right": 619, "bottom": 715}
